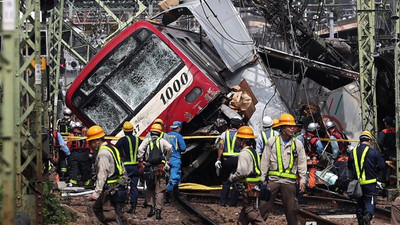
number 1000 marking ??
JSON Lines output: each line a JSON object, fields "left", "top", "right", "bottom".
{"left": 160, "top": 73, "right": 189, "bottom": 105}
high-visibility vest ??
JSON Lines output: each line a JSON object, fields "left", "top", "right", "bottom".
{"left": 222, "top": 130, "right": 239, "bottom": 157}
{"left": 99, "top": 145, "right": 123, "bottom": 184}
{"left": 268, "top": 136, "right": 297, "bottom": 179}
{"left": 261, "top": 129, "right": 275, "bottom": 145}
{"left": 123, "top": 135, "right": 139, "bottom": 165}
{"left": 240, "top": 147, "right": 261, "bottom": 182}
{"left": 353, "top": 146, "right": 376, "bottom": 185}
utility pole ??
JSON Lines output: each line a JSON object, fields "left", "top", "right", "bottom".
{"left": 0, "top": 0, "right": 18, "bottom": 223}
{"left": 357, "top": 0, "right": 378, "bottom": 136}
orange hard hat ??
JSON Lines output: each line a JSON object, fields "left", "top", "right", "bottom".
{"left": 86, "top": 125, "right": 105, "bottom": 141}
{"left": 278, "top": 113, "right": 296, "bottom": 126}
{"left": 150, "top": 123, "right": 163, "bottom": 133}
{"left": 154, "top": 118, "right": 164, "bottom": 125}
{"left": 236, "top": 126, "right": 256, "bottom": 139}
{"left": 123, "top": 121, "right": 134, "bottom": 132}
{"left": 272, "top": 119, "right": 280, "bottom": 128}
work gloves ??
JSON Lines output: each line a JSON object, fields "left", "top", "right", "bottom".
{"left": 228, "top": 173, "right": 236, "bottom": 183}
{"left": 215, "top": 160, "right": 222, "bottom": 169}
{"left": 164, "top": 163, "right": 170, "bottom": 172}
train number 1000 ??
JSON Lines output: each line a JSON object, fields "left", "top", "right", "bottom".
{"left": 160, "top": 73, "right": 189, "bottom": 105}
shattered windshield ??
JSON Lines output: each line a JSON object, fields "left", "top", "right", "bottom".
{"left": 107, "top": 34, "right": 181, "bottom": 110}
{"left": 76, "top": 27, "right": 182, "bottom": 134}
{"left": 81, "top": 88, "right": 128, "bottom": 135}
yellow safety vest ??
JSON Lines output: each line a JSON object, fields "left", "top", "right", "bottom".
{"left": 223, "top": 130, "right": 239, "bottom": 157}
{"left": 123, "top": 135, "right": 139, "bottom": 165}
{"left": 99, "top": 145, "right": 123, "bottom": 184}
{"left": 261, "top": 129, "right": 275, "bottom": 145}
{"left": 353, "top": 146, "right": 376, "bottom": 185}
{"left": 240, "top": 147, "right": 261, "bottom": 182}
{"left": 268, "top": 136, "right": 297, "bottom": 179}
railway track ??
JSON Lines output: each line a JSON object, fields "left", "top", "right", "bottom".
{"left": 179, "top": 188, "right": 391, "bottom": 224}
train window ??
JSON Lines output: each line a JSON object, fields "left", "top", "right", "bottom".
{"left": 106, "top": 34, "right": 181, "bottom": 110}
{"left": 81, "top": 88, "right": 129, "bottom": 135}
{"left": 185, "top": 87, "right": 202, "bottom": 103}
{"left": 80, "top": 36, "right": 139, "bottom": 95}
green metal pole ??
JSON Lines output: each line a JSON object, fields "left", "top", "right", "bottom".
{"left": 0, "top": 0, "right": 18, "bottom": 223}
{"left": 357, "top": 0, "right": 378, "bottom": 136}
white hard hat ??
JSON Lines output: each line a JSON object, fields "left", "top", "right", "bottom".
{"left": 307, "top": 122, "right": 319, "bottom": 132}
{"left": 325, "top": 120, "right": 334, "bottom": 129}
{"left": 262, "top": 116, "right": 273, "bottom": 128}
{"left": 69, "top": 121, "right": 76, "bottom": 130}
{"left": 63, "top": 108, "right": 72, "bottom": 115}
{"left": 75, "top": 121, "right": 83, "bottom": 129}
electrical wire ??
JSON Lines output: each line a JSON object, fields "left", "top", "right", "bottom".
{"left": 199, "top": 0, "right": 254, "bottom": 45}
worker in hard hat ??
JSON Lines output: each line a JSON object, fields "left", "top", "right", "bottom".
{"left": 115, "top": 121, "right": 142, "bottom": 214}
{"left": 228, "top": 126, "right": 266, "bottom": 225}
{"left": 378, "top": 116, "right": 396, "bottom": 188}
{"left": 256, "top": 116, "right": 279, "bottom": 155}
{"left": 67, "top": 121, "right": 92, "bottom": 187}
{"left": 325, "top": 120, "right": 349, "bottom": 161}
{"left": 137, "top": 123, "right": 172, "bottom": 220}
{"left": 302, "top": 122, "right": 324, "bottom": 190}
{"left": 215, "top": 117, "right": 243, "bottom": 207}
{"left": 145, "top": 118, "right": 170, "bottom": 141}
{"left": 87, "top": 125, "right": 127, "bottom": 225}
{"left": 348, "top": 131, "right": 385, "bottom": 225}
{"left": 57, "top": 108, "right": 73, "bottom": 136}
{"left": 165, "top": 121, "right": 186, "bottom": 203}
{"left": 259, "top": 113, "right": 307, "bottom": 225}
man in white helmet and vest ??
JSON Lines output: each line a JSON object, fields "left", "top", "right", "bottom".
{"left": 259, "top": 113, "right": 307, "bottom": 225}
{"left": 256, "top": 116, "right": 279, "bottom": 155}
{"left": 87, "top": 125, "right": 127, "bottom": 225}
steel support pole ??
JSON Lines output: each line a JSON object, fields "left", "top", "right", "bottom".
{"left": 0, "top": 0, "right": 18, "bottom": 223}
{"left": 357, "top": 0, "right": 378, "bottom": 136}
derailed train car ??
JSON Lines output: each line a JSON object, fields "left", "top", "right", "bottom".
{"left": 66, "top": 0, "right": 362, "bottom": 185}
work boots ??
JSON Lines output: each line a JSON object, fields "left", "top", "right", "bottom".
{"left": 127, "top": 203, "right": 136, "bottom": 214}
{"left": 362, "top": 212, "right": 372, "bottom": 225}
{"left": 156, "top": 209, "right": 162, "bottom": 220}
{"left": 147, "top": 206, "right": 155, "bottom": 217}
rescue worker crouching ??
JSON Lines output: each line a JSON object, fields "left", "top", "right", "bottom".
{"left": 137, "top": 123, "right": 172, "bottom": 220}
{"left": 259, "top": 113, "right": 307, "bottom": 225}
{"left": 88, "top": 125, "right": 128, "bottom": 225}
{"left": 348, "top": 131, "right": 385, "bottom": 225}
{"left": 67, "top": 121, "right": 92, "bottom": 187}
{"left": 302, "top": 122, "right": 324, "bottom": 190}
{"left": 115, "top": 121, "right": 142, "bottom": 214}
{"left": 228, "top": 126, "right": 266, "bottom": 225}
{"left": 215, "top": 117, "right": 243, "bottom": 207}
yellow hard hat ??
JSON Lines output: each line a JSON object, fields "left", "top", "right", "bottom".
{"left": 272, "top": 119, "right": 280, "bottom": 128}
{"left": 279, "top": 113, "right": 296, "bottom": 126}
{"left": 150, "top": 123, "right": 163, "bottom": 133}
{"left": 86, "top": 125, "right": 105, "bottom": 141}
{"left": 236, "top": 126, "right": 256, "bottom": 139}
{"left": 154, "top": 118, "right": 164, "bottom": 125}
{"left": 123, "top": 121, "right": 134, "bottom": 132}
{"left": 360, "top": 130, "right": 373, "bottom": 140}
